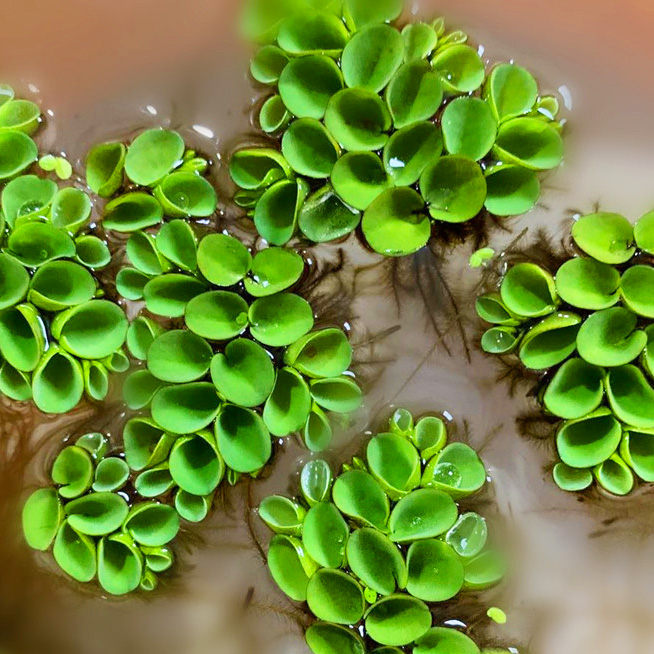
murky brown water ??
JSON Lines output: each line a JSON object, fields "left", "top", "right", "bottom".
{"left": 3, "top": 1, "right": 654, "bottom": 653}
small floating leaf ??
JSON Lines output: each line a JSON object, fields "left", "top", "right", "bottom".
{"left": 135, "top": 464, "right": 175, "bottom": 498}
{"left": 432, "top": 44, "right": 485, "bottom": 94}
{"left": 552, "top": 462, "right": 593, "bottom": 492}
{"left": 406, "top": 539, "right": 464, "bottom": 601}
{"left": 215, "top": 404, "right": 272, "bottom": 473}
{"left": 282, "top": 118, "right": 339, "bottom": 179}
{"left": 307, "top": 568, "right": 365, "bottom": 625}
{"left": 175, "top": 490, "right": 212, "bottom": 523}
{"left": 53, "top": 521, "right": 96, "bottom": 582}
{"left": 303, "top": 502, "right": 349, "bottom": 568}
{"left": 518, "top": 312, "right": 581, "bottom": 370}
{"left": 543, "top": 358, "right": 604, "bottom": 420}
{"left": 446, "top": 512, "right": 487, "bottom": 558}
{"left": 620, "top": 265, "right": 654, "bottom": 318}
{"left": 325, "top": 88, "right": 392, "bottom": 152}
{"left": 388, "top": 488, "right": 458, "bottom": 542}
{"left": 154, "top": 171, "right": 217, "bottom": 218}
{"left": 422, "top": 443, "right": 486, "bottom": 498}
{"left": 126, "top": 316, "right": 164, "bottom": 360}
{"left": 7, "top": 222, "right": 76, "bottom": 267}
{"left": 346, "top": 527, "right": 406, "bottom": 595}
{"left": 332, "top": 469, "right": 389, "bottom": 530}
{"left": 147, "top": 330, "right": 213, "bottom": 383}
{"left": 0, "top": 253, "right": 29, "bottom": 310}
{"left": 124, "top": 502, "right": 180, "bottom": 547}
{"left": 125, "top": 129, "right": 185, "bottom": 186}
{"left": 263, "top": 367, "right": 312, "bottom": 436}
{"left": 22, "top": 488, "right": 63, "bottom": 551}
{"left": 32, "top": 347, "right": 84, "bottom": 414}
{"left": 254, "top": 178, "right": 308, "bottom": 246}
{"left": 0, "top": 99, "right": 40, "bottom": 133}
{"left": 555, "top": 257, "right": 620, "bottom": 310}
{"left": 301, "top": 459, "right": 333, "bottom": 506}
{"left": 362, "top": 187, "right": 430, "bottom": 256}
{"left": 103, "top": 192, "right": 163, "bottom": 232}
{"left": 571, "top": 212, "right": 635, "bottom": 264}
{"left": 66, "top": 492, "right": 129, "bottom": 536}
{"left": 605, "top": 365, "right": 654, "bottom": 428}
{"left": 442, "top": 97, "right": 497, "bottom": 161}
{"left": 485, "top": 63, "right": 538, "bottom": 121}
{"left": 251, "top": 45, "right": 289, "bottom": 84}
{"left": 484, "top": 165, "right": 540, "bottom": 216}
{"left": 277, "top": 11, "right": 350, "bottom": 57}
{"left": 267, "top": 534, "right": 319, "bottom": 601}
{"left": 210, "top": 338, "right": 275, "bottom": 406}
{"left": 576, "top": 307, "right": 646, "bottom": 367}
{"left": 500, "top": 263, "right": 557, "bottom": 318}
{"left": 197, "top": 233, "right": 252, "bottom": 287}
{"left": 93, "top": 457, "right": 130, "bottom": 493}
{"left": 229, "top": 148, "right": 292, "bottom": 191}
{"left": 621, "top": 429, "right": 654, "bottom": 482}
{"left": 143, "top": 273, "right": 207, "bottom": 317}
{"left": 75, "top": 235, "right": 111, "bottom": 269}
{"left": 123, "top": 417, "right": 175, "bottom": 472}
{"left": 298, "top": 184, "right": 361, "bottom": 243}
{"left": 342, "top": 0, "right": 403, "bottom": 31}
{"left": 310, "top": 376, "right": 363, "bottom": 413}
{"left": 480, "top": 327, "right": 520, "bottom": 354}
{"left": 185, "top": 291, "right": 249, "bottom": 341}
{"left": 594, "top": 454, "right": 634, "bottom": 496}
{"left": 285, "top": 328, "right": 352, "bottom": 378}
{"left": 244, "top": 247, "right": 304, "bottom": 297}
{"left": 259, "top": 95, "right": 291, "bottom": 134}
{"left": 331, "top": 151, "right": 391, "bottom": 210}
{"left": 494, "top": 117, "right": 563, "bottom": 170}
{"left": 29, "top": 261, "right": 95, "bottom": 312}
{"left": 364, "top": 595, "right": 431, "bottom": 647}
{"left": 2, "top": 175, "right": 57, "bottom": 228}
{"left": 50, "top": 187, "right": 92, "bottom": 234}
{"left": 463, "top": 550, "right": 507, "bottom": 591}
{"left": 419, "top": 155, "right": 487, "bottom": 223}
{"left": 249, "top": 293, "right": 314, "bottom": 347}
{"left": 413, "top": 627, "right": 480, "bottom": 654}
{"left": 85, "top": 142, "right": 126, "bottom": 197}
{"left": 259, "top": 495, "right": 306, "bottom": 535}
{"left": 413, "top": 416, "right": 447, "bottom": 460}
{"left": 154, "top": 219, "right": 197, "bottom": 271}
{"left": 634, "top": 210, "right": 654, "bottom": 255}
{"left": 98, "top": 533, "right": 143, "bottom": 596}
{"left": 169, "top": 431, "right": 225, "bottom": 495}
{"left": 402, "top": 22, "right": 438, "bottom": 61}
{"left": 0, "top": 304, "right": 46, "bottom": 371}
{"left": 367, "top": 432, "right": 421, "bottom": 499}
{"left": 305, "top": 622, "right": 365, "bottom": 654}
{"left": 556, "top": 408, "right": 622, "bottom": 468}
{"left": 0, "top": 131, "right": 38, "bottom": 180}
{"left": 151, "top": 382, "right": 221, "bottom": 434}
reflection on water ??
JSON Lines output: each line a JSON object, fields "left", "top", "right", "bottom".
{"left": 3, "top": 3, "right": 654, "bottom": 654}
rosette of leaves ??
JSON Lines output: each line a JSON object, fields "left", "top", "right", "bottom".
{"left": 231, "top": 3, "right": 564, "bottom": 257}
{"left": 86, "top": 127, "right": 217, "bottom": 232}
{"left": 259, "top": 408, "right": 504, "bottom": 654}
{"left": 22, "top": 432, "right": 179, "bottom": 595}
{"left": 0, "top": 84, "right": 128, "bottom": 413}
{"left": 116, "top": 219, "right": 362, "bottom": 497}
{"left": 477, "top": 211, "right": 654, "bottom": 496}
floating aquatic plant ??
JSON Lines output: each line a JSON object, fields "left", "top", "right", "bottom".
{"left": 259, "top": 408, "right": 504, "bottom": 653}
{"left": 22, "top": 432, "right": 180, "bottom": 595}
{"left": 0, "top": 85, "right": 127, "bottom": 413}
{"left": 113, "top": 216, "right": 361, "bottom": 502}
{"left": 232, "top": 4, "right": 564, "bottom": 256}
{"left": 477, "top": 211, "right": 654, "bottom": 496}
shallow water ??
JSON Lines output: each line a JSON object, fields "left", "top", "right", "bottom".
{"left": 3, "top": 2, "right": 654, "bottom": 653}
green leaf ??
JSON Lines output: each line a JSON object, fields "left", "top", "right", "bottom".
{"left": 2, "top": 175, "right": 57, "bottom": 228}
{"left": 485, "top": 63, "right": 538, "bottom": 121}
{"left": 75, "top": 432, "right": 108, "bottom": 459}
{"left": 621, "top": 429, "right": 654, "bottom": 482}
{"left": 83, "top": 360, "right": 110, "bottom": 401}
{"left": 50, "top": 187, "right": 92, "bottom": 234}
{"left": 555, "top": 257, "right": 620, "bottom": 310}
{"left": 277, "top": 11, "right": 350, "bottom": 57}
{"left": 552, "top": 462, "right": 593, "bottom": 492}
{"left": 305, "top": 623, "right": 365, "bottom": 654}
{"left": 0, "top": 99, "right": 40, "bottom": 133}
{"left": 251, "top": 45, "right": 290, "bottom": 84}
{"left": 259, "top": 95, "right": 291, "bottom": 133}
{"left": 102, "top": 192, "right": 163, "bottom": 232}
{"left": 302, "top": 502, "right": 349, "bottom": 568}
{"left": 594, "top": 454, "right": 634, "bottom": 496}
{"left": 0, "top": 360, "right": 32, "bottom": 401}
{"left": 346, "top": 527, "right": 406, "bottom": 595}
{"left": 144, "top": 273, "right": 207, "bottom": 317}
{"left": 197, "top": 233, "right": 252, "bottom": 286}
{"left": 124, "top": 502, "right": 180, "bottom": 547}
{"left": 332, "top": 469, "right": 389, "bottom": 530}
{"left": 326, "top": 87, "right": 392, "bottom": 152}
{"left": 154, "top": 219, "right": 198, "bottom": 271}
{"left": 441, "top": 97, "right": 497, "bottom": 161}
{"left": 310, "top": 376, "right": 363, "bottom": 413}
{"left": 388, "top": 488, "right": 458, "bottom": 542}
{"left": 343, "top": 0, "right": 402, "bottom": 30}
{"left": 362, "top": 187, "right": 430, "bottom": 256}
{"left": 229, "top": 148, "right": 292, "bottom": 191}
{"left": 175, "top": 490, "right": 212, "bottom": 523}
{"left": 125, "top": 129, "right": 185, "bottom": 186}
{"left": 22, "top": 488, "right": 63, "bottom": 551}
{"left": 7, "top": 222, "right": 76, "bottom": 267}
{"left": 98, "top": 533, "right": 143, "bottom": 595}
{"left": 307, "top": 568, "right": 365, "bottom": 624}
{"left": 556, "top": 408, "right": 622, "bottom": 468}
{"left": 126, "top": 316, "right": 164, "bottom": 360}
{"left": 285, "top": 328, "right": 352, "bottom": 378}
{"left": 0, "top": 253, "right": 29, "bottom": 310}
{"left": 499, "top": 263, "right": 557, "bottom": 318}
{"left": 151, "top": 382, "right": 221, "bottom": 434}
{"left": 154, "top": 171, "right": 217, "bottom": 218}
{"left": 571, "top": 212, "right": 635, "bottom": 264}
{"left": 263, "top": 367, "right": 312, "bottom": 435}
{"left": 53, "top": 521, "right": 97, "bottom": 582}
{"left": 75, "top": 235, "right": 111, "bottom": 269}
{"left": 147, "top": 330, "right": 212, "bottom": 383}
{"left": 432, "top": 44, "right": 485, "bottom": 93}
{"left": 577, "top": 307, "right": 646, "bottom": 367}
{"left": 301, "top": 459, "right": 333, "bottom": 505}
{"left": 634, "top": 210, "right": 654, "bottom": 255}
{"left": 463, "top": 550, "right": 507, "bottom": 591}
{"left": 331, "top": 151, "right": 391, "bottom": 210}
{"left": 383, "top": 121, "right": 443, "bottom": 187}
{"left": 85, "top": 141, "right": 126, "bottom": 197}
{"left": 169, "top": 431, "right": 225, "bottom": 494}
{"left": 543, "top": 358, "right": 604, "bottom": 420}
{"left": 304, "top": 404, "right": 334, "bottom": 452}
{"left": 244, "top": 247, "right": 304, "bottom": 297}
{"left": 135, "top": 464, "right": 175, "bottom": 498}
{"left": 406, "top": 539, "right": 464, "bottom": 601}
{"left": 518, "top": 312, "right": 581, "bottom": 370}
{"left": 210, "top": 338, "right": 275, "bottom": 406}
{"left": 278, "top": 54, "right": 344, "bottom": 120}
{"left": 0, "top": 304, "right": 46, "bottom": 371}
{"left": 367, "top": 432, "right": 420, "bottom": 499}
{"left": 93, "top": 457, "right": 130, "bottom": 492}
{"left": 484, "top": 164, "right": 540, "bottom": 217}
{"left": 413, "top": 415, "right": 447, "bottom": 459}
{"left": 123, "top": 417, "right": 176, "bottom": 471}
{"left": 413, "top": 627, "right": 480, "bottom": 654}
{"left": 475, "top": 293, "right": 519, "bottom": 326}
{"left": 249, "top": 293, "right": 314, "bottom": 346}
{"left": 402, "top": 22, "right": 438, "bottom": 61}
{"left": 298, "top": 184, "right": 361, "bottom": 243}
{"left": 419, "top": 155, "right": 487, "bottom": 223}
{"left": 0, "top": 131, "right": 37, "bottom": 180}
{"left": 259, "top": 495, "right": 306, "bottom": 535}
{"left": 493, "top": 117, "right": 564, "bottom": 171}
{"left": 385, "top": 60, "right": 443, "bottom": 130}
{"left": 29, "top": 261, "right": 95, "bottom": 311}
{"left": 621, "top": 265, "right": 654, "bottom": 317}
{"left": 282, "top": 118, "right": 340, "bottom": 179}
{"left": 267, "top": 534, "right": 318, "bottom": 601}
{"left": 364, "top": 595, "right": 431, "bottom": 647}
{"left": 480, "top": 327, "right": 520, "bottom": 355}
{"left": 446, "top": 512, "right": 487, "bottom": 558}
{"left": 66, "top": 492, "right": 129, "bottom": 536}
{"left": 605, "top": 365, "right": 654, "bottom": 428}
{"left": 254, "top": 178, "right": 308, "bottom": 245}
{"left": 422, "top": 443, "right": 486, "bottom": 498}
{"left": 51, "top": 299, "right": 128, "bottom": 360}
{"left": 215, "top": 404, "right": 272, "bottom": 473}
{"left": 32, "top": 347, "right": 84, "bottom": 414}
{"left": 341, "top": 25, "right": 403, "bottom": 92}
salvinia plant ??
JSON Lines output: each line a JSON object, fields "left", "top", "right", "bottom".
{"left": 22, "top": 432, "right": 178, "bottom": 596}
{"left": 0, "top": 84, "right": 129, "bottom": 413}
{"left": 259, "top": 408, "right": 506, "bottom": 654}
{"left": 230, "top": 0, "right": 564, "bottom": 257}
{"left": 477, "top": 211, "right": 654, "bottom": 496}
